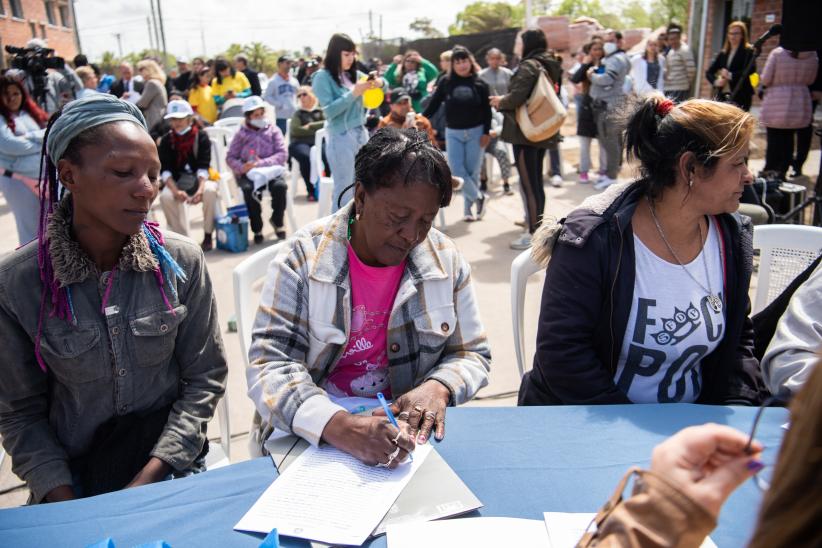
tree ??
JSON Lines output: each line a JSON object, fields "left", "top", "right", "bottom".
{"left": 98, "top": 51, "right": 119, "bottom": 74}
{"left": 649, "top": 0, "right": 688, "bottom": 29}
{"left": 448, "top": 2, "right": 524, "bottom": 35}
{"left": 622, "top": 0, "right": 651, "bottom": 29}
{"left": 243, "top": 42, "right": 275, "bottom": 73}
{"left": 223, "top": 43, "right": 244, "bottom": 60}
{"left": 409, "top": 17, "right": 444, "bottom": 38}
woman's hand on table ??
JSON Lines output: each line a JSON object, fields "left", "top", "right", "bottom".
{"left": 650, "top": 423, "right": 763, "bottom": 518}
{"left": 373, "top": 380, "right": 450, "bottom": 445}
{"left": 322, "top": 412, "right": 416, "bottom": 469}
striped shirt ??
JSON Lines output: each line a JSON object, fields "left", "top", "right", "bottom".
{"left": 664, "top": 45, "right": 696, "bottom": 92}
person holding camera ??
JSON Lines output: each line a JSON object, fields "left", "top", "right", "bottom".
{"left": 383, "top": 50, "right": 439, "bottom": 113}
{"left": 7, "top": 39, "right": 82, "bottom": 114}
{"left": 0, "top": 75, "right": 48, "bottom": 245}
{"left": 157, "top": 100, "right": 218, "bottom": 251}
{"left": 377, "top": 88, "right": 435, "bottom": 143}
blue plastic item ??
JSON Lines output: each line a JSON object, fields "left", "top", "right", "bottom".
{"left": 216, "top": 205, "right": 250, "bottom": 253}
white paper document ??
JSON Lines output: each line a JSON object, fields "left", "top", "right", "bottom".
{"left": 387, "top": 517, "right": 550, "bottom": 548}
{"left": 543, "top": 512, "right": 718, "bottom": 548}
{"left": 235, "top": 442, "right": 433, "bottom": 546}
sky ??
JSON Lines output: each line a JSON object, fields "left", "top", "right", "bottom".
{"left": 73, "top": 0, "right": 497, "bottom": 60}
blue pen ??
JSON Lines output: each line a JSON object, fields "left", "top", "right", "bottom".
{"left": 376, "top": 392, "right": 413, "bottom": 462}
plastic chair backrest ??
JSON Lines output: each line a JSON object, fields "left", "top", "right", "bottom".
{"left": 214, "top": 116, "right": 244, "bottom": 134}
{"left": 752, "top": 224, "right": 822, "bottom": 314}
{"left": 233, "top": 242, "right": 286, "bottom": 366}
{"left": 511, "top": 249, "right": 543, "bottom": 378}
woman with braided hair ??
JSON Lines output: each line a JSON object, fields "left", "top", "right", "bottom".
{"left": 0, "top": 94, "right": 227, "bottom": 503}
{"left": 246, "top": 127, "right": 490, "bottom": 469}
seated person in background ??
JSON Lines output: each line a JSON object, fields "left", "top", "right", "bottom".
{"left": 581, "top": 357, "right": 822, "bottom": 547}
{"left": 519, "top": 94, "right": 765, "bottom": 407}
{"left": 157, "top": 100, "right": 218, "bottom": 250}
{"left": 74, "top": 66, "right": 100, "bottom": 99}
{"left": 211, "top": 58, "right": 251, "bottom": 107}
{"left": 188, "top": 67, "right": 218, "bottom": 125}
{"left": 0, "top": 95, "right": 227, "bottom": 503}
{"left": 226, "top": 96, "right": 288, "bottom": 244}
{"left": 760, "top": 258, "right": 821, "bottom": 400}
{"left": 246, "top": 128, "right": 490, "bottom": 468}
{"left": 288, "top": 86, "right": 327, "bottom": 200}
{"left": 378, "top": 88, "right": 436, "bottom": 144}
{"left": 149, "top": 91, "right": 185, "bottom": 145}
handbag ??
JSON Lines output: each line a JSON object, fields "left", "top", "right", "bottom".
{"left": 516, "top": 66, "right": 567, "bottom": 142}
{"left": 175, "top": 172, "right": 198, "bottom": 192}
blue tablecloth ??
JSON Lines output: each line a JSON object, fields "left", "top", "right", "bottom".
{"left": 0, "top": 404, "right": 788, "bottom": 547}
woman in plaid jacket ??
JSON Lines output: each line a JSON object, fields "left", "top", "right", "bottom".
{"left": 246, "top": 128, "right": 491, "bottom": 468}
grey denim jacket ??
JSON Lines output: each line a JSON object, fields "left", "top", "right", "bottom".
{"left": 0, "top": 197, "right": 227, "bottom": 502}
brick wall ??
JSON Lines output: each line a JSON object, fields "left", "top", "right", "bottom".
{"left": 1, "top": 0, "right": 79, "bottom": 70}
{"left": 695, "top": 0, "right": 782, "bottom": 102}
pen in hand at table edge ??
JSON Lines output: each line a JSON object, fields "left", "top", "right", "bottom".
{"left": 377, "top": 392, "right": 414, "bottom": 462}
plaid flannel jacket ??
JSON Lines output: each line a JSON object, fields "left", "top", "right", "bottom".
{"left": 246, "top": 203, "right": 491, "bottom": 446}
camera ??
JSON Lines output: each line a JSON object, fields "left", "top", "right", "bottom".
{"left": 4, "top": 45, "right": 65, "bottom": 108}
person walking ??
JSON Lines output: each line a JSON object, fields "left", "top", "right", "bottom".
{"left": 490, "top": 29, "right": 562, "bottom": 248}
{"left": 312, "top": 33, "right": 381, "bottom": 211}
{"left": 588, "top": 31, "right": 630, "bottom": 191}
{"left": 663, "top": 23, "right": 696, "bottom": 103}
{"left": 264, "top": 56, "right": 300, "bottom": 137}
{"left": 570, "top": 40, "right": 606, "bottom": 184}
{"left": 760, "top": 47, "right": 818, "bottom": 179}
{"left": 705, "top": 21, "right": 756, "bottom": 111}
{"left": 423, "top": 46, "right": 492, "bottom": 222}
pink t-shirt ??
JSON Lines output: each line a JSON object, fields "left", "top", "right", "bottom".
{"left": 325, "top": 244, "right": 405, "bottom": 399}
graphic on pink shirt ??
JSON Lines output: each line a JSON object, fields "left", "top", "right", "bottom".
{"left": 325, "top": 245, "right": 405, "bottom": 399}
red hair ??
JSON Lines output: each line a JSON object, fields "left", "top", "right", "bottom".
{"left": 0, "top": 75, "right": 49, "bottom": 132}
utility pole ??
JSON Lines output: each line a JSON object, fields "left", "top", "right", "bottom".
{"left": 200, "top": 19, "right": 206, "bottom": 56}
{"left": 147, "top": 17, "right": 155, "bottom": 51}
{"left": 113, "top": 33, "right": 123, "bottom": 58}
{"left": 368, "top": 10, "right": 373, "bottom": 39}
{"left": 156, "top": 0, "right": 168, "bottom": 61}
{"left": 379, "top": 14, "right": 383, "bottom": 43}
{"left": 149, "top": 0, "right": 161, "bottom": 54}
{"left": 70, "top": 0, "right": 82, "bottom": 54}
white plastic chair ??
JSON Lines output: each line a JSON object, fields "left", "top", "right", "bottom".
{"left": 214, "top": 116, "right": 244, "bottom": 135}
{"left": 233, "top": 243, "right": 285, "bottom": 457}
{"left": 752, "top": 224, "right": 822, "bottom": 314}
{"left": 511, "top": 249, "right": 544, "bottom": 378}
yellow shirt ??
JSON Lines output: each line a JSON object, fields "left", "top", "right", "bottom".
{"left": 188, "top": 84, "right": 218, "bottom": 124}
{"left": 210, "top": 72, "right": 251, "bottom": 101}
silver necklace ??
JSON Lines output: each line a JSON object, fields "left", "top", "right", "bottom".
{"left": 647, "top": 197, "right": 723, "bottom": 313}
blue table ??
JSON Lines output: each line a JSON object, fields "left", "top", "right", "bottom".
{"left": 0, "top": 405, "right": 787, "bottom": 547}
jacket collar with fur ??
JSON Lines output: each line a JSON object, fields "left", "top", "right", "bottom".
{"left": 47, "top": 195, "right": 158, "bottom": 286}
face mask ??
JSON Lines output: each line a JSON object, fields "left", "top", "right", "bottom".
{"left": 249, "top": 118, "right": 269, "bottom": 129}
{"left": 175, "top": 125, "right": 191, "bottom": 136}
{"left": 603, "top": 42, "right": 617, "bottom": 56}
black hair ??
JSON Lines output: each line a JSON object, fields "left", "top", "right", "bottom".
{"left": 451, "top": 45, "right": 471, "bottom": 61}
{"left": 343, "top": 127, "right": 452, "bottom": 209}
{"left": 73, "top": 54, "right": 88, "bottom": 67}
{"left": 624, "top": 95, "right": 718, "bottom": 199}
{"left": 520, "top": 29, "right": 548, "bottom": 59}
{"left": 90, "top": 63, "right": 101, "bottom": 77}
{"left": 324, "top": 33, "right": 358, "bottom": 86}
{"left": 614, "top": 31, "right": 623, "bottom": 40}
{"left": 667, "top": 23, "right": 683, "bottom": 34}
{"left": 214, "top": 58, "right": 235, "bottom": 84}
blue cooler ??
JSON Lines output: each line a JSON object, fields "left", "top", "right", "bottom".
{"left": 216, "top": 205, "right": 249, "bottom": 253}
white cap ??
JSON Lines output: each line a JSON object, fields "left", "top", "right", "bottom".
{"left": 164, "top": 100, "right": 194, "bottom": 119}
{"left": 177, "top": 56, "right": 190, "bottom": 64}
{"left": 242, "top": 95, "right": 266, "bottom": 113}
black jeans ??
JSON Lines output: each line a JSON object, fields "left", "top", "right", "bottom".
{"left": 764, "top": 127, "right": 797, "bottom": 179}
{"left": 513, "top": 144, "right": 546, "bottom": 234}
{"left": 287, "top": 140, "right": 330, "bottom": 197}
{"left": 794, "top": 101, "right": 818, "bottom": 175}
{"left": 239, "top": 175, "right": 287, "bottom": 233}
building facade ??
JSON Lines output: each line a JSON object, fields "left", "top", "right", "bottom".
{"left": 1, "top": 0, "right": 80, "bottom": 69}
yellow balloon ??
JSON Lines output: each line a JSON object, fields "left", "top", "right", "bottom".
{"left": 363, "top": 87, "right": 384, "bottom": 109}
{"left": 749, "top": 72, "right": 759, "bottom": 88}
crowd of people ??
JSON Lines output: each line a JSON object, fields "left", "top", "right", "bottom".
{"left": 0, "top": 23, "right": 820, "bottom": 547}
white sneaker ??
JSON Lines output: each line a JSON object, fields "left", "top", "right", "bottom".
{"left": 509, "top": 233, "right": 532, "bottom": 250}
{"left": 550, "top": 174, "right": 563, "bottom": 188}
{"left": 593, "top": 176, "right": 617, "bottom": 191}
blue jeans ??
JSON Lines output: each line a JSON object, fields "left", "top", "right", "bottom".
{"left": 275, "top": 118, "right": 288, "bottom": 137}
{"left": 0, "top": 175, "right": 39, "bottom": 246}
{"left": 445, "top": 125, "right": 484, "bottom": 216}
{"left": 325, "top": 126, "right": 369, "bottom": 212}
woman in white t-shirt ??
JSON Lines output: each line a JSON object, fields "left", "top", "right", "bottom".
{"left": 519, "top": 93, "right": 767, "bottom": 407}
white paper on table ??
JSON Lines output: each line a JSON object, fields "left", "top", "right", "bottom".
{"left": 543, "top": 512, "right": 718, "bottom": 547}
{"left": 387, "top": 517, "right": 549, "bottom": 548}
{"left": 234, "top": 442, "right": 433, "bottom": 546}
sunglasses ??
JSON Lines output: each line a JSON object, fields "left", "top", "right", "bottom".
{"left": 297, "top": 93, "right": 308, "bottom": 98}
